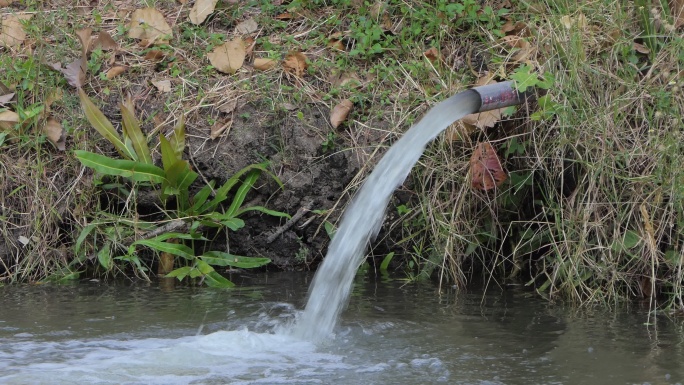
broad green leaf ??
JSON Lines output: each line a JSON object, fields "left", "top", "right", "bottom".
{"left": 74, "top": 223, "right": 96, "bottom": 255}
{"left": 169, "top": 115, "right": 186, "bottom": 159}
{"left": 205, "top": 212, "right": 245, "bottom": 230}
{"left": 190, "top": 181, "right": 215, "bottom": 214}
{"left": 225, "top": 170, "right": 260, "bottom": 217}
{"left": 204, "top": 270, "right": 236, "bottom": 288}
{"left": 144, "top": 232, "right": 208, "bottom": 242}
{"left": 159, "top": 134, "right": 177, "bottom": 172}
{"left": 133, "top": 239, "right": 195, "bottom": 260}
{"left": 124, "top": 136, "right": 138, "bottom": 161}
{"left": 204, "top": 163, "right": 270, "bottom": 212}
{"left": 510, "top": 64, "right": 537, "bottom": 92}
{"left": 234, "top": 205, "right": 291, "bottom": 219}
{"left": 97, "top": 242, "right": 112, "bottom": 270}
{"left": 165, "top": 266, "right": 192, "bottom": 280}
{"left": 78, "top": 88, "right": 133, "bottom": 159}
{"left": 196, "top": 259, "right": 214, "bottom": 274}
{"left": 380, "top": 251, "right": 394, "bottom": 272}
{"left": 201, "top": 251, "right": 270, "bottom": 268}
{"left": 75, "top": 150, "right": 166, "bottom": 183}
{"left": 168, "top": 160, "right": 198, "bottom": 192}
{"left": 121, "top": 103, "right": 152, "bottom": 164}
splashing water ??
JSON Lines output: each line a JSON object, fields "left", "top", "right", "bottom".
{"left": 294, "top": 90, "right": 482, "bottom": 341}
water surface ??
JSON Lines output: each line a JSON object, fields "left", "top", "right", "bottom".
{"left": 0, "top": 274, "right": 682, "bottom": 384}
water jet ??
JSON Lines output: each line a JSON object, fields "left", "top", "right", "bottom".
{"left": 294, "top": 81, "right": 530, "bottom": 342}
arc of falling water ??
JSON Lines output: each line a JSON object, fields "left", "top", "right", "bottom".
{"left": 294, "top": 81, "right": 530, "bottom": 342}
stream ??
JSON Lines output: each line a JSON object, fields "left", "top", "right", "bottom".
{"left": 1, "top": 273, "right": 682, "bottom": 384}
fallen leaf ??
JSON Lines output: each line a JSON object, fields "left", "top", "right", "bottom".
{"left": 244, "top": 36, "right": 255, "bottom": 56}
{"left": 57, "top": 58, "right": 86, "bottom": 88}
{"left": 207, "top": 38, "right": 246, "bottom": 74}
{"left": 105, "top": 66, "right": 127, "bottom": 79}
{"left": 0, "top": 110, "right": 19, "bottom": 130}
{"left": 328, "top": 38, "right": 345, "bottom": 51}
{"left": 0, "top": 14, "right": 33, "bottom": 48}
{"left": 128, "top": 8, "right": 172, "bottom": 41}
{"left": 189, "top": 0, "right": 218, "bottom": 25}
{"left": 462, "top": 109, "right": 502, "bottom": 129}
{"left": 236, "top": 18, "right": 258, "bottom": 34}
{"left": 330, "top": 99, "right": 353, "bottom": 128}
{"left": 210, "top": 118, "right": 233, "bottom": 139}
{"left": 253, "top": 57, "right": 277, "bottom": 71}
{"left": 470, "top": 142, "right": 507, "bottom": 190}
{"left": 218, "top": 98, "right": 237, "bottom": 113}
{"left": 330, "top": 72, "right": 361, "bottom": 88}
{"left": 275, "top": 12, "right": 293, "bottom": 20}
{"left": 94, "top": 31, "right": 118, "bottom": 51}
{"left": 144, "top": 50, "right": 166, "bottom": 61}
{"left": 671, "top": 0, "right": 684, "bottom": 28}
{"left": 75, "top": 28, "right": 92, "bottom": 55}
{"left": 283, "top": 51, "right": 307, "bottom": 77}
{"left": 152, "top": 79, "right": 172, "bottom": 93}
{"left": 44, "top": 117, "right": 65, "bottom": 150}
{"left": 424, "top": 47, "right": 440, "bottom": 62}
{"left": 0, "top": 0, "right": 15, "bottom": 6}
{"left": 633, "top": 42, "right": 650, "bottom": 54}
{"left": 0, "top": 92, "right": 14, "bottom": 106}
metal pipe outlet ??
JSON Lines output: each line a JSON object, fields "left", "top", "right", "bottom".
{"left": 471, "top": 80, "right": 529, "bottom": 112}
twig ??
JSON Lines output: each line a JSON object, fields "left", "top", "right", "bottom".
{"left": 266, "top": 201, "right": 313, "bottom": 243}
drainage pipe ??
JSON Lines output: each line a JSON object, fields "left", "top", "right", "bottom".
{"left": 471, "top": 80, "right": 530, "bottom": 112}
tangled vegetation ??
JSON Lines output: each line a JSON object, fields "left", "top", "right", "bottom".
{"left": 0, "top": 0, "right": 682, "bottom": 309}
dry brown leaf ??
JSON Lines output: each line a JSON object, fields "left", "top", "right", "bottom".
{"left": 328, "top": 39, "right": 345, "bottom": 51}
{"left": 128, "top": 8, "right": 172, "bottom": 41}
{"left": 275, "top": 12, "right": 293, "bottom": 20}
{"left": 50, "top": 58, "right": 86, "bottom": 88}
{"left": 189, "top": 0, "right": 218, "bottom": 25}
{"left": 462, "top": 109, "right": 502, "bottom": 129}
{"left": 152, "top": 79, "right": 172, "bottom": 93}
{"left": 633, "top": 42, "right": 650, "bottom": 54}
{"left": 210, "top": 118, "right": 233, "bottom": 139}
{"left": 330, "top": 99, "right": 353, "bottom": 129}
{"left": 218, "top": 98, "right": 238, "bottom": 113}
{"left": 236, "top": 18, "right": 258, "bottom": 34}
{"left": 144, "top": 50, "right": 166, "bottom": 61}
{"left": 470, "top": 142, "right": 507, "bottom": 190}
{"left": 253, "top": 57, "right": 277, "bottom": 71}
{"left": 44, "top": 117, "right": 65, "bottom": 151}
{"left": 106, "top": 66, "right": 127, "bottom": 79}
{"left": 244, "top": 36, "right": 255, "bottom": 56}
{"left": 0, "top": 110, "right": 19, "bottom": 130}
{"left": 0, "top": 14, "right": 33, "bottom": 48}
{"left": 207, "top": 38, "right": 246, "bottom": 74}
{"left": 330, "top": 72, "right": 361, "bottom": 88}
{"left": 0, "top": 0, "right": 15, "bottom": 6}
{"left": 424, "top": 47, "right": 440, "bottom": 62}
{"left": 671, "top": 0, "right": 684, "bottom": 28}
{"left": 0, "top": 92, "right": 14, "bottom": 106}
{"left": 94, "top": 31, "right": 118, "bottom": 51}
{"left": 283, "top": 51, "right": 307, "bottom": 77}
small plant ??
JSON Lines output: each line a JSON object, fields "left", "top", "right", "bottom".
{"left": 72, "top": 90, "right": 289, "bottom": 287}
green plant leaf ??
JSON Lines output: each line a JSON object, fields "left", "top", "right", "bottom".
{"left": 165, "top": 266, "right": 192, "bottom": 280}
{"left": 74, "top": 223, "right": 96, "bottom": 255}
{"left": 380, "top": 251, "right": 394, "bottom": 272}
{"left": 204, "top": 270, "right": 236, "bottom": 288}
{"left": 201, "top": 251, "right": 271, "bottom": 268}
{"left": 133, "top": 239, "right": 195, "bottom": 260}
{"left": 222, "top": 217, "right": 245, "bottom": 231}
{"left": 75, "top": 150, "right": 166, "bottom": 183}
{"left": 510, "top": 64, "right": 537, "bottom": 92}
{"left": 190, "top": 181, "right": 215, "bottom": 214}
{"left": 78, "top": 88, "right": 133, "bottom": 159}
{"left": 169, "top": 115, "right": 186, "bottom": 159}
{"left": 225, "top": 170, "right": 260, "bottom": 217}
{"left": 234, "top": 205, "right": 291, "bottom": 219}
{"left": 159, "top": 134, "right": 178, "bottom": 171}
{"left": 204, "top": 163, "right": 270, "bottom": 212}
{"left": 145, "top": 232, "right": 208, "bottom": 242}
{"left": 120, "top": 103, "right": 152, "bottom": 164}
{"left": 168, "top": 160, "right": 198, "bottom": 192}
{"left": 97, "top": 242, "right": 113, "bottom": 270}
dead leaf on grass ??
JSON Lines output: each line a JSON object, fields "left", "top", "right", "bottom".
{"left": 106, "top": 66, "right": 127, "bottom": 79}
{"left": 218, "top": 98, "right": 238, "bottom": 113}
{"left": 0, "top": 110, "right": 19, "bottom": 130}
{"left": 330, "top": 72, "right": 361, "bottom": 88}
{"left": 44, "top": 117, "right": 65, "bottom": 151}
{"left": 633, "top": 42, "right": 650, "bottom": 54}
{"left": 210, "top": 118, "right": 233, "bottom": 139}
{"left": 128, "top": 8, "right": 172, "bottom": 41}
{"left": 152, "top": 79, "right": 172, "bottom": 93}
{"left": 424, "top": 47, "right": 440, "bottom": 62}
{"left": 190, "top": 0, "right": 218, "bottom": 25}
{"left": 236, "top": 18, "right": 258, "bottom": 34}
{"left": 144, "top": 50, "right": 166, "bottom": 61}
{"left": 0, "top": 0, "right": 15, "bottom": 6}
{"left": 330, "top": 99, "right": 353, "bottom": 129}
{"left": 207, "top": 38, "right": 246, "bottom": 74}
{"left": 253, "top": 57, "right": 277, "bottom": 71}
{"left": 470, "top": 142, "right": 507, "bottom": 191}
{"left": 94, "top": 31, "right": 118, "bottom": 51}
{"left": 49, "top": 58, "right": 86, "bottom": 88}
{"left": 0, "top": 14, "right": 33, "bottom": 48}
{"left": 0, "top": 92, "right": 15, "bottom": 106}
{"left": 275, "top": 12, "right": 293, "bottom": 20}
{"left": 283, "top": 51, "right": 307, "bottom": 77}
{"left": 671, "top": 0, "right": 684, "bottom": 28}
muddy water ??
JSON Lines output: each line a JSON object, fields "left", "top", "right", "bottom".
{"left": 1, "top": 273, "right": 682, "bottom": 384}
